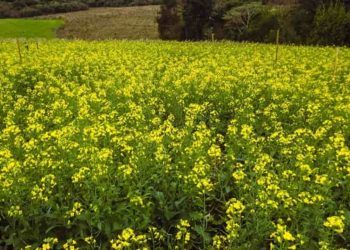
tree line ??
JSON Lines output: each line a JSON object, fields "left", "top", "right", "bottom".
{"left": 0, "top": 0, "right": 161, "bottom": 17}
{"left": 157, "top": 0, "right": 350, "bottom": 46}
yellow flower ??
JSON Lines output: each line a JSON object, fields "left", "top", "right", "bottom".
{"left": 283, "top": 231, "right": 295, "bottom": 241}
{"left": 176, "top": 219, "right": 191, "bottom": 244}
{"left": 241, "top": 124, "right": 253, "bottom": 139}
{"left": 212, "top": 235, "right": 226, "bottom": 249}
{"left": 232, "top": 170, "right": 246, "bottom": 182}
{"left": 271, "top": 221, "right": 296, "bottom": 246}
{"left": 7, "top": 205, "right": 23, "bottom": 217}
{"left": 110, "top": 228, "right": 147, "bottom": 250}
{"left": 130, "top": 195, "right": 144, "bottom": 207}
{"left": 226, "top": 199, "right": 245, "bottom": 216}
{"left": 42, "top": 243, "right": 51, "bottom": 250}
{"left": 84, "top": 236, "right": 96, "bottom": 245}
{"left": 67, "top": 202, "right": 83, "bottom": 218}
{"left": 208, "top": 144, "right": 221, "bottom": 158}
{"left": 324, "top": 215, "right": 345, "bottom": 233}
{"left": 315, "top": 174, "right": 329, "bottom": 185}
{"left": 63, "top": 239, "right": 77, "bottom": 250}
{"left": 178, "top": 219, "right": 190, "bottom": 228}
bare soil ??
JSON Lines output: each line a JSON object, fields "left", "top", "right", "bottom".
{"left": 41, "top": 5, "right": 160, "bottom": 40}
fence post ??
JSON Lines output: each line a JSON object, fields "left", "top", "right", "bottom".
{"left": 333, "top": 47, "right": 339, "bottom": 83}
{"left": 25, "top": 39, "right": 29, "bottom": 51}
{"left": 275, "top": 29, "right": 280, "bottom": 63}
{"left": 16, "top": 39, "right": 22, "bottom": 63}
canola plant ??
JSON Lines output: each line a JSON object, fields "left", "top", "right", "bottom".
{"left": 0, "top": 40, "right": 350, "bottom": 249}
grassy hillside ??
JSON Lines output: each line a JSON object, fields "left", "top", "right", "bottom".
{"left": 1, "top": 40, "right": 350, "bottom": 249}
{"left": 42, "top": 5, "right": 160, "bottom": 40}
{"left": 0, "top": 19, "right": 63, "bottom": 38}
{"left": 0, "top": 0, "right": 161, "bottom": 18}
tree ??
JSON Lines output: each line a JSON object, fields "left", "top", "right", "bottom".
{"left": 309, "top": 1, "right": 350, "bottom": 45}
{"left": 157, "top": 0, "right": 184, "bottom": 40}
{"left": 222, "top": 2, "right": 264, "bottom": 37}
{"left": 182, "top": 0, "right": 213, "bottom": 40}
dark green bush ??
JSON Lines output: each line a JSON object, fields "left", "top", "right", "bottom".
{"left": 0, "top": 2, "right": 16, "bottom": 17}
{"left": 19, "top": 6, "right": 42, "bottom": 17}
{"left": 157, "top": 0, "right": 184, "bottom": 40}
{"left": 241, "top": 7, "right": 280, "bottom": 42}
{"left": 309, "top": 2, "right": 350, "bottom": 46}
{"left": 157, "top": 0, "right": 350, "bottom": 46}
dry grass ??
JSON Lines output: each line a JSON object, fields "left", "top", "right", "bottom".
{"left": 41, "top": 5, "right": 160, "bottom": 40}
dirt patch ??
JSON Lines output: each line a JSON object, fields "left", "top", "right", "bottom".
{"left": 41, "top": 5, "right": 160, "bottom": 40}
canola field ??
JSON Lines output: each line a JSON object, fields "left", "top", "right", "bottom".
{"left": 0, "top": 40, "right": 350, "bottom": 249}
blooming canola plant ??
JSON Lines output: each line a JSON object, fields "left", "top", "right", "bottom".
{"left": 0, "top": 40, "right": 350, "bottom": 249}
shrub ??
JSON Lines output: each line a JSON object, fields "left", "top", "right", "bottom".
{"left": 242, "top": 7, "right": 280, "bottom": 42}
{"left": 309, "top": 2, "right": 350, "bottom": 46}
{"left": 0, "top": 2, "right": 15, "bottom": 17}
{"left": 19, "top": 6, "right": 42, "bottom": 16}
{"left": 157, "top": 0, "right": 184, "bottom": 40}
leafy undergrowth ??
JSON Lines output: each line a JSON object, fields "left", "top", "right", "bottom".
{"left": 0, "top": 40, "right": 350, "bottom": 249}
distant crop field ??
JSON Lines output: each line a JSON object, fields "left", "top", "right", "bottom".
{"left": 1, "top": 40, "right": 350, "bottom": 249}
{"left": 41, "top": 5, "right": 160, "bottom": 40}
{"left": 0, "top": 19, "right": 63, "bottom": 38}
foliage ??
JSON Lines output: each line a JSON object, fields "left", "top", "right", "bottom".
{"left": 157, "top": 0, "right": 184, "bottom": 40}
{"left": 158, "top": 0, "right": 350, "bottom": 46}
{"left": 0, "top": 0, "right": 161, "bottom": 17}
{"left": 157, "top": 0, "right": 213, "bottom": 40}
{"left": 217, "top": 0, "right": 350, "bottom": 45}
{"left": 0, "top": 0, "right": 89, "bottom": 17}
{"left": 220, "top": 1, "right": 266, "bottom": 40}
{"left": 182, "top": 0, "right": 213, "bottom": 40}
{"left": 0, "top": 40, "right": 350, "bottom": 249}
{"left": 309, "top": 2, "right": 350, "bottom": 45}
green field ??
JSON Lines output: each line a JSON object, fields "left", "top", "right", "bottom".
{"left": 1, "top": 40, "right": 350, "bottom": 249}
{"left": 0, "top": 19, "right": 63, "bottom": 38}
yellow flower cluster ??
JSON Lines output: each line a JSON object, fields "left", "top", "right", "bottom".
{"left": 63, "top": 239, "right": 78, "bottom": 250}
{"left": 38, "top": 237, "right": 58, "bottom": 250}
{"left": 31, "top": 174, "right": 56, "bottom": 202}
{"left": 270, "top": 220, "right": 304, "bottom": 249}
{"left": 0, "top": 40, "right": 349, "bottom": 248}
{"left": 110, "top": 228, "right": 147, "bottom": 250}
{"left": 324, "top": 215, "right": 345, "bottom": 234}
{"left": 7, "top": 205, "right": 23, "bottom": 218}
{"left": 175, "top": 219, "right": 191, "bottom": 247}
{"left": 67, "top": 202, "right": 83, "bottom": 218}
{"left": 226, "top": 198, "right": 245, "bottom": 240}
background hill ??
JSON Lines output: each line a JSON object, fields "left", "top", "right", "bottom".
{"left": 0, "top": 0, "right": 161, "bottom": 17}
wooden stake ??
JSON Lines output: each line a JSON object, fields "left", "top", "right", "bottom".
{"left": 211, "top": 32, "right": 215, "bottom": 42}
{"left": 16, "top": 39, "right": 22, "bottom": 63}
{"left": 333, "top": 47, "right": 339, "bottom": 82}
{"left": 275, "top": 29, "right": 280, "bottom": 63}
{"left": 25, "top": 40, "right": 29, "bottom": 51}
